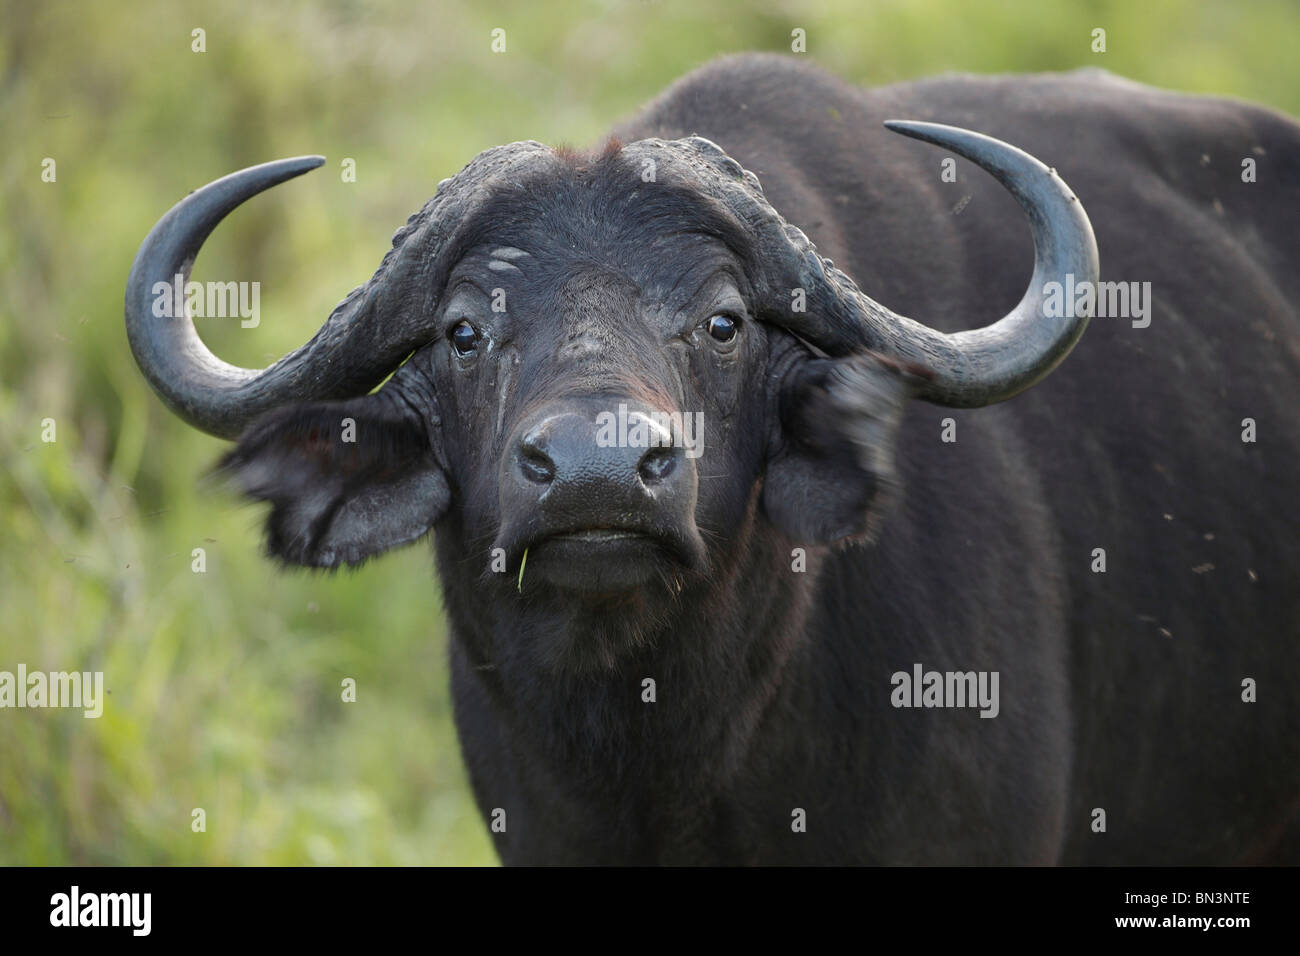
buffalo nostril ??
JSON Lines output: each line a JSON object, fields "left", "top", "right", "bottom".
{"left": 637, "top": 445, "right": 678, "bottom": 485}
{"left": 518, "top": 445, "right": 556, "bottom": 484}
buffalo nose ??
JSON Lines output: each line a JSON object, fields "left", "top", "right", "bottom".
{"left": 514, "top": 408, "right": 684, "bottom": 496}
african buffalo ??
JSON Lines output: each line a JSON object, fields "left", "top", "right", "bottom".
{"left": 125, "top": 54, "right": 1300, "bottom": 864}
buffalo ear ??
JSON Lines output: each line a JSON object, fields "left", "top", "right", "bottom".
{"left": 762, "top": 349, "right": 919, "bottom": 545}
{"left": 215, "top": 394, "right": 448, "bottom": 569}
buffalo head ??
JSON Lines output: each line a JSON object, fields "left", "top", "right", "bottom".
{"left": 125, "top": 123, "right": 1097, "bottom": 669}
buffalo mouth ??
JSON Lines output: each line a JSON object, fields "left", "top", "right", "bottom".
{"left": 506, "top": 523, "right": 705, "bottom": 593}
{"left": 548, "top": 528, "right": 647, "bottom": 543}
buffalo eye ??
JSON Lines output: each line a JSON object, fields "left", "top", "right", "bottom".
{"left": 450, "top": 320, "right": 480, "bottom": 356}
{"left": 706, "top": 314, "right": 739, "bottom": 343}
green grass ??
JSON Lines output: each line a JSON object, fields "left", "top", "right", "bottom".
{"left": 2, "top": 0, "right": 1297, "bottom": 864}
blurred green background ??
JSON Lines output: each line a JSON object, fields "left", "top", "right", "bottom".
{"left": 2, "top": 0, "right": 1297, "bottom": 865}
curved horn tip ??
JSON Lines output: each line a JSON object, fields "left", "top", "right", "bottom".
{"left": 285, "top": 154, "right": 327, "bottom": 171}
{"left": 238, "top": 154, "right": 327, "bottom": 182}
{"left": 883, "top": 120, "right": 1024, "bottom": 161}
{"left": 882, "top": 119, "right": 964, "bottom": 140}
{"left": 874, "top": 120, "right": 1098, "bottom": 408}
{"left": 124, "top": 153, "right": 332, "bottom": 441}
{"left": 207, "top": 155, "right": 327, "bottom": 194}
{"left": 882, "top": 119, "right": 947, "bottom": 141}
{"left": 880, "top": 121, "right": 1064, "bottom": 194}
